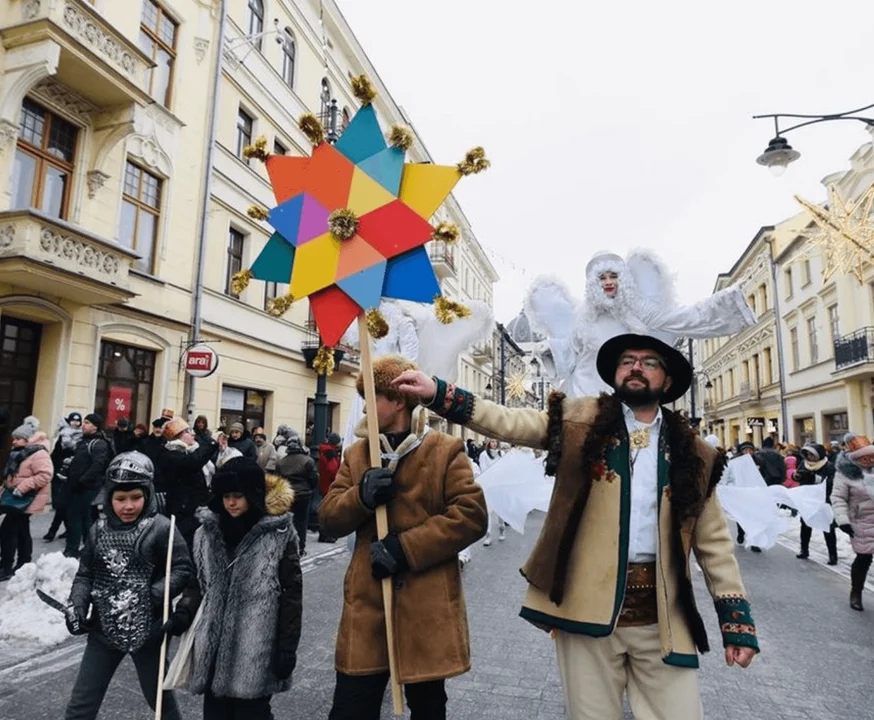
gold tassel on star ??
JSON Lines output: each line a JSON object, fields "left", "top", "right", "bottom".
{"left": 313, "top": 345, "right": 335, "bottom": 376}
{"left": 365, "top": 308, "right": 389, "bottom": 339}
{"left": 388, "top": 125, "right": 414, "bottom": 151}
{"left": 298, "top": 113, "right": 325, "bottom": 146}
{"left": 456, "top": 147, "right": 490, "bottom": 175}
{"left": 266, "top": 292, "right": 295, "bottom": 317}
{"left": 432, "top": 221, "right": 460, "bottom": 244}
{"left": 328, "top": 208, "right": 359, "bottom": 241}
{"left": 231, "top": 268, "right": 253, "bottom": 295}
{"left": 351, "top": 74, "right": 377, "bottom": 105}
{"left": 243, "top": 136, "right": 270, "bottom": 162}
{"left": 434, "top": 296, "right": 471, "bottom": 324}
{"left": 247, "top": 205, "right": 269, "bottom": 221}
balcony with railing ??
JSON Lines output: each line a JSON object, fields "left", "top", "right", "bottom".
{"left": 428, "top": 241, "right": 456, "bottom": 278}
{"left": 834, "top": 327, "right": 874, "bottom": 371}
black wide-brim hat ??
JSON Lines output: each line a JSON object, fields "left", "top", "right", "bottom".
{"left": 596, "top": 333, "right": 692, "bottom": 405}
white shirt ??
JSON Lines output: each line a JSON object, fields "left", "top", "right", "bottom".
{"left": 623, "top": 403, "right": 662, "bottom": 563}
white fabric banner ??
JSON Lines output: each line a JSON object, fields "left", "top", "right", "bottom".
{"left": 476, "top": 449, "right": 554, "bottom": 534}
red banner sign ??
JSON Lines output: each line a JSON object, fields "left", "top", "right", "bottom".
{"left": 107, "top": 386, "right": 133, "bottom": 428}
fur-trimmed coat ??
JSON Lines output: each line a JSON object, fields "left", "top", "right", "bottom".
{"left": 428, "top": 387, "right": 758, "bottom": 666}
{"left": 189, "top": 474, "right": 301, "bottom": 699}
{"left": 832, "top": 453, "right": 874, "bottom": 555}
{"left": 318, "top": 405, "right": 488, "bottom": 684}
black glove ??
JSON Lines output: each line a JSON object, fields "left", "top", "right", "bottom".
{"left": 359, "top": 468, "right": 395, "bottom": 510}
{"left": 274, "top": 649, "right": 297, "bottom": 680}
{"left": 65, "top": 607, "right": 88, "bottom": 636}
{"left": 839, "top": 523, "right": 855, "bottom": 538}
{"left": 370, "top": 533, "right": 409, "bottom": 580}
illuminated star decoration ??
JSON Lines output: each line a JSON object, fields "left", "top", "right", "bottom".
{"left": 795, "top": 183, "right": 874, "bottom": 284}
{"left": 240, "top": 76, "right": 488, "bottom": 352}
{"left": 506, "top": 369, "right": 529, "bottom": 401}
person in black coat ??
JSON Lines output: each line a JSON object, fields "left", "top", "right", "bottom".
{"left": 141, "top": 418, "right": 169, "bottom": 493}
{"left": 275, "top": 436, "right": 318, "bottom": 556}
{"left": 754, "top": 436, "right": 787, "bottom": 486}
{"left": 112, "top": 418, "right": 136, "bottom": 456}
{"left": 43, "top": 413, "right": 83, "bottom": 542}
{"left": 228, "top": 422, "right": 258, "bottom": 460}
{"left": 795, "top": 443, "right": 838, "bottom": 564}
{"left": 157, "top": 417, "right": 218, "bottom": 548}
{"left": 64, "top": 414, "right": 112, "bottom": 559}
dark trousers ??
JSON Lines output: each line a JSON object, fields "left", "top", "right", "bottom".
{"left": 65, "top": 489, "right": 98, "bottom": 557}
{"left": 800, "top": 520, "right": 838, "bottom": 559}
{"left": 0, "top": 509, "right": 31, "bottom": 570}
{"left": 851, "top": 553, "right": 873, "bottom": 593}
{"left": 292, "top": 490, "right": 312, "bottom": 555}
{"left": 64, "top": 634, "right": 181, "bottom": 720}
{"left": 204, "top": 690, "right": 274, "bottom": 720}
{"left": 47, "top": 478, "right": 70, "bottom": 536}
{"left": 328, "top": 671, "right": 447, "bottom": 720}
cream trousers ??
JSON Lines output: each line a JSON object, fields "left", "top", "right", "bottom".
{"left": 554, "top": 624, "right": 703, "bottom": 720}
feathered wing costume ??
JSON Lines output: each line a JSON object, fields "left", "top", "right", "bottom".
{"left": 341, "top": 299, "right": 494, "bottom": 451}
{"left": 525, "top": 249, "right": 757, "bottom": 397}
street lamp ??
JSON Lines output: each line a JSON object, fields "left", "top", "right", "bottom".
{"left": 753, "top": 102, "right": 874, "bottom": 175}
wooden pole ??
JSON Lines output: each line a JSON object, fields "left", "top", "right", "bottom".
{"left": 155, "top": 514, "right": 176, "bottom": 720}
{"left": 357, "top": 314, "right": 404, "bottom": 716}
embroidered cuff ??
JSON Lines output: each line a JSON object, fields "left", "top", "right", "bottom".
{"left": 423, "top": 377, "right": 476, "bottom": 425}
{"left": 715, "top": 596, "right": 759, "bottom": 652}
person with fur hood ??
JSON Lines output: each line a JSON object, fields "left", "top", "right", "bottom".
{"left": 63, "top": 451, "right": 194, "bottom": 720}
{"left": 0, "top": 417, "right": 52, "bottom": 580}
{"left": 831, "top": 433, "right": 874, "bottom": 611}
{"left": 185, "top": 457, "right": 302, "bottom": 720}
{"left": 319, "top": 355, "right": 488, "bottom": 720}
{"left": 157, "top": 417, "right": 218, "bottom": 547}
{"left": 44, "top": 413, "right": 82, "bottom": 542}
{"left": 276, "top": 434, "right": 318, "bottom": 556}
{"left": 794, "top": 443, "right": 838, "bottom": 564}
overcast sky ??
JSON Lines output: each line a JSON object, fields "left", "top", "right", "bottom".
{"left": 336, "top": 0, "right": 874, "bottom": 324}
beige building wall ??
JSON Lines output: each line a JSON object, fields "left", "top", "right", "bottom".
{"left": 0, "top": 0, "right": 496, "bottom": 453}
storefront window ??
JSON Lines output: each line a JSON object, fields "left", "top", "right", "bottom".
{"left": 94, "top": 341, "right": 156, "bottom": 428}
{"left": 824, "top": 412, "right": 848, "bottom": 444}
{"left": 795, "top": 417, "right": 815, "bottom": 447}
{"left": 220, "top": 385, "right": 267, "bottom": 433}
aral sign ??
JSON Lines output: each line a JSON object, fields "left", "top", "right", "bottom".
{"left": 184, "top": 343, "right": 219, "bottom": 378}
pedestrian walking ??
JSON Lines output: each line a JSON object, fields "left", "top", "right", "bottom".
{"left": 395, "top": 333, "right": 759, "bottom": 719}
{"left": 276, "top": 435, "right": 318, "bottom": 557}
{"left": 158, "top": 417, "right": 217, "bottom": 547}
{"left": 44, "top": 412, "right": 83, "bottom": 542}
{"left": 62, "top": 451, "right": 194, "bottom": 720}
{"left": 320, "top": 355, "right": 487, "bottom": 720}
{"left": 0, "top": 417, "right": 52, "bottom": 580}
{"left": 63, "top": 414, "right": 111, "bottom": 559}
{"left": 795, "top": 443, "right": 837, "bottom": 564}
{"left": 832, "top": 434, "right": 874, "bottom": 611}
{"left": 187, "top": 458, "right": 302, "bottom": 720}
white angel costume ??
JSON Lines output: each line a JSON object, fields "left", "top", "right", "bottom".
{"left": 525, "top": 250, "right": 757, "bottom": 398}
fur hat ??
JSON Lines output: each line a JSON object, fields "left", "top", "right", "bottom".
{"left": 162, "top": 417, "right": 190, "bottom": 440}
{"left": 210, "top": 457, "right": 266, "bottom": 515}
{"left": 355, "top": 354, "right": 419, "bottom": 409}
{"left": 12, "top": 415, "right": 40, "bottom": 440}
{"left": 845, "top": 433, "right": 874, "bottom": 461}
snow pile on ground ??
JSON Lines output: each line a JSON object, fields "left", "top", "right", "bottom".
{"left": 0, "top": 552, "right": 80, "bottom": 648}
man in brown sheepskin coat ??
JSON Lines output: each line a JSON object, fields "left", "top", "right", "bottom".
{"left": 319, "top": 354, "right": 488, "bottom": 720}
{"left": 394, "top": 334, "right": 759, "bottom": 720}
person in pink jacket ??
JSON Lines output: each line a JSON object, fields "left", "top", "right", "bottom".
{"left": 0, "top": 417, "right": 53, "bottom": 580}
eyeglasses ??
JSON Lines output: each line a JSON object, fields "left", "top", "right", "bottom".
{"left": 618, "top": 356, "right": 664, "bottom": 371}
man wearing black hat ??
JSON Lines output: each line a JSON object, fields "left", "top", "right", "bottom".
{"left": 394, "top": 333, "right": 759, "bottom": 719}
{"left": 63, "top": 413, "right": 112, "bottom": 558}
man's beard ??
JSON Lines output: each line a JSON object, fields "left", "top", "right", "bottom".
{"left": 614, "top": 375, "right": 664, "bottom": 408}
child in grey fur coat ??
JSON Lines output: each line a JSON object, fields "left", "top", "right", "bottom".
{"left": 184, "top": 457, "right": 302, "bottom": 720}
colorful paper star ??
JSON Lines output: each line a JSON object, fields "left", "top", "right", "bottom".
{"left": 506, "top": 370, "right": 529, "bottom": 401}
{"left": 795, "top": 183, "right": 874, "bottom": 284}
{"left": 245, "top": 99, "right": 480, "bottom": 347}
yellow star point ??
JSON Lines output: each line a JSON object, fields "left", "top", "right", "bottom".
{"left": 795, "top": 183, "right": 874, "bottom": 285}
{"left": 506, "top": 370, "right": 529, "bottom": 401}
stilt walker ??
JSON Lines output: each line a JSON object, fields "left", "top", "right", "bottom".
{"left": 234, "top": 74, "right": 488, "bottom": 715}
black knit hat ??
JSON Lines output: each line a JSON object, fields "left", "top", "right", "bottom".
{"left": 85, "top": 413, "right": 104, "bottom": 430}
{"left": 209, "top": 457, "right": 266, "bottom": 515}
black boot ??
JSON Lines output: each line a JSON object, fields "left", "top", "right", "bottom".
{"left": 796, "top": 550, "right": 809, "bottom": 559}
{"left": 798, "top": 522, "right": 811, "bottom": 559}
{"left": 825, "top": 528, "right": 839, "bottom": 565}
{"left": 850, "top": 591, "right": 864, "bottom": 611}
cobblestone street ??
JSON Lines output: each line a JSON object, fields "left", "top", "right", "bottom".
{"left": 2, "top": 513, "right": 874, "bottom": 719}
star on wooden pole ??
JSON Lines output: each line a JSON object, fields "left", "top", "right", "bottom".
{"left": 795, "top": 183, "right": 874, "bottom": 284}
{"left": 506, "top": 369, "right": 529, "bottom": 401}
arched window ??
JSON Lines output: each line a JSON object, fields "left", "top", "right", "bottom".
{"left": 246, "top": 0, "right": 264, "bottom": 50}
{"left": 281, "top": 28, "right": 295, "bottom": 88}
